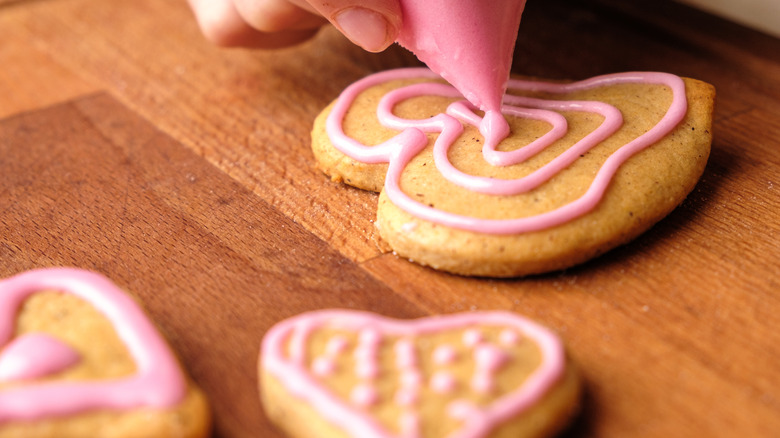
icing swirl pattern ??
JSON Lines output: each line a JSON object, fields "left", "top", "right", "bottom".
{"left": 326, "top": 67, "right": 688, "bottom": 234}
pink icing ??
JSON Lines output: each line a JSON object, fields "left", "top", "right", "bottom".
{"left": 327, "top": 335, "right": 350, "bottom": 355}
{"left": 475, "top": 344, "right": 510, "bottom": 372}
{"left": 0, "top": 268, "right": 186, "bottom": 422}
{"left": 356, "top": 360, "right": 379, "bottom": 380}
{"left": 471, "top": 344, "right": 510, "bottom": 394}
{"left": 312, "top": 357, "right": 336, "bottom": 376}
{"left": 261, "top": 310, "right": 564, "bottom": 438}
{"left": 400, "top": 369, "right": 423, "bottom": 388}
{"left": 462, "top": 329, "right": 483, "bottom": 348}
{"left": 430, "top": 371, "right": 457, "bottom": 394}
{"left": 355, "top": 328, "right": 382, "bottom": 379}
{"left": 395, "top": 0, "right": 527, "bottom": 146}
{"left": 325, "top": 68, "right": 688, "bottom": 234}
{"left": 499, "top": 329, "right": 520, "bottom": 346}
{"left": 394, "top": 338, "right": 417, "bottom": 369}
{"left": 471, "top": 376, "right": 493, "bottom": 394}
{"left": 0, "top": 333, "right": 80, "bottom": 382}
{"left": 351, "top": 383, "right": 379, "bottom": 407}
{"left": 394, "top": 338, "right": 421, "bottom": 407}
{"left": 432, "top": 344, "right": 458, "bottom": 365}
{"left": 394, "top": 386, "right": 418, "bottom": 407}
{"left": 446, "top": 399, "right": 501, "bottom": 438}
{"left": 448, "top": 399, "right": 478, "bottom": 421}
{"left": 313, "top": 334, "right": 352, "bottom": 376}
{"left": 400, "top": 411, "right": 421, "bottom": 438}
{"left": 360, "top": 328, "right": 382, "bottom": 346}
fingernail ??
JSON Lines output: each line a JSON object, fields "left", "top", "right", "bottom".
{"left": 334, "top": 8, "right": 393, "bottom": 52}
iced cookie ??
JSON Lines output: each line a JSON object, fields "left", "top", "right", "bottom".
{"left": 260, "top": 310, "right": 581, "bottom": 438}
{"left": 0, "top": 268, "right": 210, "bottom": 438}
{"left": 311, "top": 67, "right": 715, "bottom": 277}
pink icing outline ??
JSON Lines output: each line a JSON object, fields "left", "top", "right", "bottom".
{"left": 261, "top": 310, "right": 564, "bottom": 438}
{"left": 0, "top": 268, "right": 186, "bottom": 422}
{"left": 325, "top": 67, "right": 687, "bottom": 234}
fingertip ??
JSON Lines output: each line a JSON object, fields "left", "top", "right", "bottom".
{"left": 234, "top": 0, "right": 326, "bottom": 33}
{"left": 188, "top": 0, "right": 246, "bottom": 46}
{"left": 304, "top": 0, "right": 402, "bottom": 52}
{"left": 333, "top": 7, "right": 397, "bottom": 52}
{"left": 188, "top": 0, "right": 320, "bottom": 48}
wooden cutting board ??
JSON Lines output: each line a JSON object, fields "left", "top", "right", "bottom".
{"left": 1, "top": 0, "right": 778, "bottom": 436}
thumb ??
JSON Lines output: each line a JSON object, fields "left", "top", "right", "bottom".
{"left": 300, "top": 0, "right": 402, "bottom": 52}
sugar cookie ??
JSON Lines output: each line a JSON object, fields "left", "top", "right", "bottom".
{"left": 0, "top": 268, "right": 210, "bottom": 438}
{"left": 260, "top": 310, "right": 581, "bottom": 438}
{"left": 312, "top": 68, "right": 715, "bottom": 277}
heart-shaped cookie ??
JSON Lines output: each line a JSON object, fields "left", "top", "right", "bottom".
{"left": 0, "top": 268, "right": 210, "bottom": 437}
{"left": 260, "top": 310, "right": 580, "bottom": 438}
{"left": 311, "top": 68, "right": 715, "bottom": 277}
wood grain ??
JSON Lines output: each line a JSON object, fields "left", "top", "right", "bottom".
{"left": 0, "top": 94, "right": 425, "bottom": 436}
{"left": 1, "top": 0, "right": 779, "bottom": 437}
{"left": 0, "top": 12, "right": 99, "bottom": 119}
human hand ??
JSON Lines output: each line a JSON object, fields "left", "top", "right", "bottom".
{"left": 188, "top": 0, "right": 402, "bottom": 52}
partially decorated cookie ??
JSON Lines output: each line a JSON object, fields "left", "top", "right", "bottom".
{"left": 0, "top": 268, "right": 210, "bottom": 438}
{"left": 312, "top": 68, "right": 715, "bottom": 277}
{"left": 260, "top": 310, "right": 581, "bottom": 438}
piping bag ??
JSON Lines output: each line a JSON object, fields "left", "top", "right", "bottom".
{"left": 395, "top": 0, "right": 527, "bottom": 145}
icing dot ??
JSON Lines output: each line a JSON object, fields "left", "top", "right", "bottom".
{"left": 499, "top": 329, "right": 520, "bottom": 346}
{"left": 471, "top": 374, "right": 494, "bottom": 394}
{"left": 400, "top": 369, "right": 423, "bottom": 388}
{"left": 394, "top": 338, "right": 417, "bottom": 369}
{"left": 325, "top": 335, "right": 349, "bottom": 355}
{"left": 448, "top": 399, "right": 478, "bottom": 420}
{"left": 470, "top": 343, "right": 510, "bottom": 394}
{"left": 311, "top": 357, "right": 335, "bottom": 376}
{"left": 399, "top": 411, "right": 421, "bottom": 437}
{"left": 354, "top": 347, "right": 374, "bottom": 361}
{"left": 350, "top": 383, "right": 379, "bottom": 407}
{"left": 475, "top": 344, "right": 509, "bottom": 371}
{"left": 462, "top": 328, "right": 483, "bottom": 347}
{"left": 356, "top": 361, "right": 379, "bottom": 380}
{"left": 394, "top": 387, "right": 418, "bottom": 406}
{"left": 354, "top": 342, "right": 380, "bottom": 379}
{"left": 432, "top": 344, "right": 458, "bottom": 365}
{"left": 354, "top": 328, "right": 381, "bottom": 379}
{"left": 396, "top": 368, "right": 422, "bottom": 406}
{"left": 359, "top": 328, "right": 381, "bottom": 346}
{"left": 430, "top": 371, "right": 457, "bottom": 394}
{"left": 448, "top": 399, "right": 491, "bottom": 433}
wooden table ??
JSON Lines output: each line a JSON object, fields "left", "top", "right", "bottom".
{"left": 1, "top": 0, "right": 778, "bottom": 436}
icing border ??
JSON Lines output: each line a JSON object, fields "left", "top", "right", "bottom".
{"left": 0, "top": 268, "right": 186, "bottom": 422}
{"left": 262, "top": 310, "right": 565, "bottom": 438}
